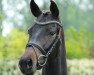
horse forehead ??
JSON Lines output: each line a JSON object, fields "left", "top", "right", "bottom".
{"left": 37, "top": 12, "right": 53, "bottom": 22}
{"left": 31, "top": 25, "right": 47, "bottom": 33}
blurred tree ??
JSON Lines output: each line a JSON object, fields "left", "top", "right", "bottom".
{"left": 87, "top": 0, "right": 94, "bottom": 32}
{"left": 2, "top": 0, "right": 35, "bottom": 32}
{"left": 60, "top": 0, "right": 68, "bottom": 28}
{"left": 0, "top": 0, "right": 3, "bottom": 35}
{"left": 0, "top": 29, "right": 28, "bottom": 59}
{"left": 42, "top": 0, "right": 48, "bottom": 10}
{"left": 2, "top": 0, "right": 94, "bottom": 32}
{"left": 19, "top": 0, "right": 35, "bottom": 31}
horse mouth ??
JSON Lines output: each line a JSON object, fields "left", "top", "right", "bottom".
{"left": 26, "top": 73, "right": 33, "bottom": 75}
{"left": 24, "top": 72, "right": 34, "bottom": 75}
{"left": 19, "top": 66, "right": 32, "bottom": 74}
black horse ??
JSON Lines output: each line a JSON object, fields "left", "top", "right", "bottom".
{"left": 19, "top": 0, "right": 67, "bottom": 75}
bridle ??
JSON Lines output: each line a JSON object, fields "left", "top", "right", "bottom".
{"left": 26, "top": 20, "right": 62, "bottom": 69}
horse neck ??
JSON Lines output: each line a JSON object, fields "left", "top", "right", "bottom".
{"left": 42, "top": 38, "right": 67, "bottom": 75}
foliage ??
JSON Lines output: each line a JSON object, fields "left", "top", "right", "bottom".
{"left": 0, "top": 0, "right": 3, "bottom": 35}
{"left": 0, "top": 59, "right": 94, "bottom": 75}
{"left": 0, "top": 59, "right": 41, "bottom": 75}
{"left": 65, "top": 27, "right": 94, "bottom": 59}
{"left": 0, "top": 60, "right": 22, "bottom": 75}
{"left": 0, "top": 29, "right": 28, "bottom": 59}
{"left": 67, "top": 59, "right": 94, "bottom": 75}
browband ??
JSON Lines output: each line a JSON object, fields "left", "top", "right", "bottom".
{"left": 34, "top": 20, "right": 62, "bottom": 27}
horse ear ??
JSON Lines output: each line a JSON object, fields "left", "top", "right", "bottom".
{"left": 50, "top": 0, "right": 59, "bottom": 18}
{"left": 30, "top": 0, "right": 42, "bottom": 17}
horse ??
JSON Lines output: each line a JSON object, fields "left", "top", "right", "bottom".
{"left": 19, "top": 0, "right": 67, "bottom": 75}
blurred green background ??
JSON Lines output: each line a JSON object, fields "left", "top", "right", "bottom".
{"left": 0, "top": 0, "right": 94, "bottom": 75}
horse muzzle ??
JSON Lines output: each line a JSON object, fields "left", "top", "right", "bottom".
{"left": 18, "top": 45, "right": 47, "bottom": 74}
{"left": 19, "top": 56, "right": 34, "bottom": 75}
{"left": 19, "top": 47, "right": 37, "bottom": 75}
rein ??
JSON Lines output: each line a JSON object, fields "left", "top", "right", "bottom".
{"left": 26, "top": 20, "right": 62, "bottom": 69}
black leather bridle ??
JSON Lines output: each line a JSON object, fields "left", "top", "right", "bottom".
{"left": 26, "top": 20, "right": 62, "bottom": 69}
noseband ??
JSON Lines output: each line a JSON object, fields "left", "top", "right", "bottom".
{"left": 26, "top": 20, "right": 62, "bottom": 69}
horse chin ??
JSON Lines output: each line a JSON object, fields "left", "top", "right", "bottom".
{"left": 20, "top": 68, "right": 33, "bottom": 75}
{"left": 24, "top": 65, "right": 37, "bottom": 75}
{"left": 25, "top": 73, "right": 33, "bottom": 75}
{"left": 26, "top": 73, "right": 34, "bottom": 75}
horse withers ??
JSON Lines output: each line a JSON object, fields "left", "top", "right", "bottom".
{"left": 19, "top": 0, "right": 67, "bottom": 75}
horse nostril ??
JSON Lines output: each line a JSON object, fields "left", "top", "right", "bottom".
{"left": 27, "top": 58, "right": 32, "bottom": 69}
